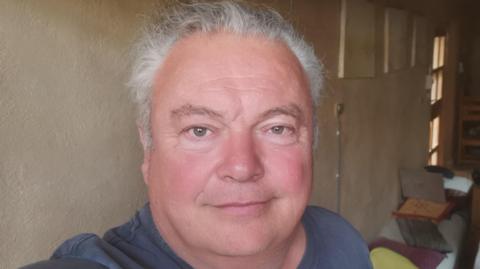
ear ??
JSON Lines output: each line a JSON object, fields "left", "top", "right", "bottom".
{"left": 138, "top": 125, "right": 151, "bottom": 186}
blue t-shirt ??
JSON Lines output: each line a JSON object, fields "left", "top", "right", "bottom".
{"left": 23, "top": 204, "right": 372, "bottom": 269}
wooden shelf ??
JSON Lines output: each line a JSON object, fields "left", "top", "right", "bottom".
{"left": 458, "top": 97, "right": 480, "bottom": 165}
{"left": 461, "top": 139, "right": 480, "bottom": 146}
{"left": 462, "top": 115, "right": 480, "bottom": 121}
{"left": 463, "top": 186, "right": 480, "bottom": 268}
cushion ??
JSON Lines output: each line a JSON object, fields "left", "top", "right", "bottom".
{"left": 396, "top": 218, "right": 452, "bottom": 253}
{"left": 369, "top": 237, "right": 445, "bottom": 269}
{"left": 444, "top": 176, "right": 473, "bottom": 211}
{"left": 400, "top": 169, "right": 446, "bottom": 203}
{"left": 392, "top": 197, "right": 454, "bottom": 223}
{"left": 370, "top": 247, "right": 419, "bottom": 269}
{"left": 444, "top": 176, "right": 473, "bottom": 194}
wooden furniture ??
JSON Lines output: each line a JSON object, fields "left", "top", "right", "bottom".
{"left": 472, "top": 186, "right": 480, "bottom": 230}
{"left": 463, "top": 185, "right": 480, "bottom": 268}
{"left": 470, "top": 186, "right": 480, "bottom": 252}
{"left": 458, "top": 97, "right": 480, "bottom": 164}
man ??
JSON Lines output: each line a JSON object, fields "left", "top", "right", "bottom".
{"left": 23, "top": 1, "right": 372, "bottom": 268}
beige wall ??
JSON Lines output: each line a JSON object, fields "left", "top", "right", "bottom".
{"left": 0, "top": 1, "right": 151, "bottom": 268}
{"left": 0, "top": 0, "right": 460, "bottom": 268}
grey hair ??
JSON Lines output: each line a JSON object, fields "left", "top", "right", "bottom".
{"left": 128, "top": 0, "right": 324, "bottom": 148}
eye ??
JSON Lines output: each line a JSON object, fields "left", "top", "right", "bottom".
{"left": 263, "top": 124, "right": 298, "bottom": 145}
{"left": 178, "top": 125, "right": 217, "bottom": 150}
{"left": 269, "top": 125, "right": 293, "bottom": 135}
{"left": 190, "top": 127, "right": 210, "bottom": 137}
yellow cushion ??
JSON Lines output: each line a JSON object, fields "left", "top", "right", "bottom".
{"left": 370, "top": 247, "right": 419, "bottom": 269}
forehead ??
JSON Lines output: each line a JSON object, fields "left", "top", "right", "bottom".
{"left": 152, "top": 32, "right": 310, "bottom": 107}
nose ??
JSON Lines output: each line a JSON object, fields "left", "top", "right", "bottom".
{"left": 216, "top": 131, "right": 264, "bottom": 182}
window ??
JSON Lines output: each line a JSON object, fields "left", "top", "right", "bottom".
{"left": 428, "top": 34, "right": 446, "bottom": 165}
{"left": 428, "top": 116, "right": 440, "bottom": 165}
{"left": 431, "top": 36, "right": 445, "bottom": 104}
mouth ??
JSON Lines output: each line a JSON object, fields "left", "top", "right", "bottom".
{"left": 212, "top": 200, "right": 271, "bottom": 217}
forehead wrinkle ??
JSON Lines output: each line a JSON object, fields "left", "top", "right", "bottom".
{"left": 195, "top": 76, "right": 283, "bottom": 91}
{"left": 260, "top": 104, "right": 305, "bottom": 124}
{"left": 170, "top": 104, "right": 224, "bottom": 120}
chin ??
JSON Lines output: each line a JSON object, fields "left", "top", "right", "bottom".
{"left": 193, "top": 200, "right": 305, "bottom": 258}
{"left": 207, "top": 232, "right": 273, "bottom": 257}
{"left": 198, "top": 217, "right": 284, "bottom": 257}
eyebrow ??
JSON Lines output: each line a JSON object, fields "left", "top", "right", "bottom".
{"left": 170, "top": 103, "right": 305, "bottom": 123}
{"left": 170, "top": 104, "right": 224, "bottom": 120}
{"left": 259, "top": 104, "right": 305, "bottom": 124}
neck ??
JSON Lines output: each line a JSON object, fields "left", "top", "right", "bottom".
{"left": 181, "top": 224, "right": 306, "bottom": 269}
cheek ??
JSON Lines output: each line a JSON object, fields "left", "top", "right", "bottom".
{"left": 263, "top": 146, "right": 311, "bottom": 194}
{"left": 149, "top": 150, "right": 218, "bottom": 202}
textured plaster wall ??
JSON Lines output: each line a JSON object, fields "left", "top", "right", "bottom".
{"left": 0, "top": 0, "right": 459, "bottom": 268}
{"left": 0, "top": 1, "right": 151, "bottom": 268}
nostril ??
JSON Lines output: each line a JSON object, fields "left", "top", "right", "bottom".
{"left": 219, "top": 157, "right": 264, "bottom": 182}
{"left": 217, "top": 149, "right": 265, "bottom": 182}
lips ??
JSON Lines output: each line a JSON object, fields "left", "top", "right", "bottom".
{"left": 212, "top": 200, "right": 271, "bottom": 216}
{"left": 216, "top": 200, "right": 267, "bottom": 208}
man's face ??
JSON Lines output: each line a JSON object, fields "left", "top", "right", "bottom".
{"left": 142, "top": 32, "right": 313, "bottom": 258}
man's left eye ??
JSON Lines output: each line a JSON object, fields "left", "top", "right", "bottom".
{"left": 269, "top": 126, "right": 293, "bottom": 135}
{"left": 190, "top": 127, "right": 209, "bottom": 137}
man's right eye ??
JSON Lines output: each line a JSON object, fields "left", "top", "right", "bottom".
{"left": 182, "top": 126, "right": 214, "bottom": 139}
{"left": 177, "top": 125, "right": 217, "bottom": 150}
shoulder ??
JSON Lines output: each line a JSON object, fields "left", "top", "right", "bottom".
{"left": 52, "top": 233, "right": 105, "bottom": 255}
{"left": 48, "top": 233, "right": 124, "bottom": 267}
{"left": 300, "top": 206, "right": 372, "bottom": 269}
{"left": 303, "top": 205, "right": 366, "bottom": 246}
{"left": 21, "top": 230, "right": 145, "bottom": 269}
{"left": 303, "top": 206, "right": 358, "bottom": 232}
{"left": 20, "top": 234, "right": 109, "bottom": 268}
{"left": 26, "top": 205, "right": 189, "bottom": 269}
{"left": 20, "top": 258, "right": 107, "bottom": 269}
